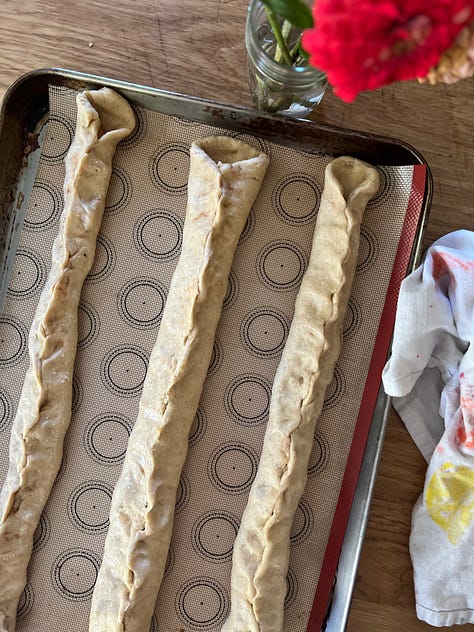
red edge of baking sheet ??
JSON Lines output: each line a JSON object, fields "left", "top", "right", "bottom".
{"left": 306, "top": 164, "right": 427, "bottom": 632}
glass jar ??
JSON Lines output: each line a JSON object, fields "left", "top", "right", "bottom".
{"left": 245, "top": 0, "right": 327, "bottom": 117}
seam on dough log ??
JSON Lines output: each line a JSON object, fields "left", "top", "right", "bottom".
{"left": 122, "top": 161, "right": 243, "bottom": 610}
{"left": 123, "top": 172, "right": 223, "bottom": 608}
{"left": 252, "top": 243, "right": 347, "bottom": 623}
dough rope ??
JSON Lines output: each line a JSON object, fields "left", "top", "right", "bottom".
{"left": 222, "top": 156, "right": 380, "bottom": 632}
{"left": 0, "top": 88, "right": 135, "bottom": 632}
{"left": 89, "top": 136, "right": 269, "bottom": 632}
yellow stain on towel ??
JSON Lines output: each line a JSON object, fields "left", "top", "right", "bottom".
{"left": 426, "top": 462, "right": 474, "bottom": 544}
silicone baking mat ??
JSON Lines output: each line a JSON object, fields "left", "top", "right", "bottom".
{"left": 0, "top": 85, "right": 426, "bottom": 631}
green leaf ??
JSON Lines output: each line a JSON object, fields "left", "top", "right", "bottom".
{"left": 260, "top": 0, "right": 313, "bottom": 30}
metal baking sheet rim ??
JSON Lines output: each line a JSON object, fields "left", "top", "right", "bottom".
{"left": 0, "top": 67, "right": 433, "bottom": 632}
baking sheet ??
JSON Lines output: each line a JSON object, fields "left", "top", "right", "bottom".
{"left": 0, "top": 81, "right": 427, "bottom": 631}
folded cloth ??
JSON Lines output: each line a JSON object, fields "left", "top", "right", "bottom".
{"left": 382, "top": 229, "right": 474, "bottom": 627}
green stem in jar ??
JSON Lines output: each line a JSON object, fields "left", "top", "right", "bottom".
{"left": 254, "top": 74, "right": 269, "bottom": 110}
{"left": 264, "top": 7, "right": 293, "bottom": 66}
{"left": 275, "top": 20, "right": 293, "bottom": 64}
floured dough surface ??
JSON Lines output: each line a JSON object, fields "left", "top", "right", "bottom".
{"left": 0, "top": 88, "right": 135, "bottom": 632}
{"left": 89, "top": 136, "right": 269, "bottom": 632}
{"left": 223, "top": 156, "right": 380, "bottom": 632}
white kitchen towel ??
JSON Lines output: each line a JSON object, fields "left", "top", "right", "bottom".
{"left": 383, "top": 229, "right": 474, "bottom": 626}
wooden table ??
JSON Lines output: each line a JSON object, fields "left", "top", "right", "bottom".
{"left": 1, "top": 1, "right": 473, "bottom": 630}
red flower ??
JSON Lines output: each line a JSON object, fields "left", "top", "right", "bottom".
{"left": 302, "top": 0, "right": 474, "bottom": 101}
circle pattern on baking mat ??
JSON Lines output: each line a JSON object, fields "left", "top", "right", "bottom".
{"left": 285, "top": 567, "right": 298, "bottom": 609}
{"left": 86, "top": 233, "right": 116, "bottom": 283}
{"left": 238, "top": 206, "right": 256, "bottom": 244}
{"left": 290, "top": 499, "right": 314, "bottom": 545}
{"left": 0, "top": 388, "right": 13, "bottom": 432}
{"left": 307, "top": 430, "right": 330, "bottom": 478}
{"left": 175, "top": 472, "right": 191, "bottom": 512}
{"left": 367, "top": 166, "right": 392, "bottom": 207}
{"left": 84, "top": 413, "right": 133, "bottom": 466}
{"left": 17, "top": 583, "right": 34, "bottom": 620}
{"left": 41, "top": 114, "right": 74, "bottom": 163}
{"left": 273, "top": 174, "right": 320, "bottom": 225}
{"left": 118, "top": 103, "right": 148, "bottom": 149}
{"left": 192, "top": 511, "right": 240, "bottom": 563}
{"left": 231, "top": 132, "right": 268, "bottom": 155}
{"left": 67, "top": 481, "right": 114, "bottom": 534}
{"left": 33, "top": 511, "right": 51, "bottom": 553}
{"left": 188, "top": 406, "right": 207, "bottom": 448}
{"left": 78, "top": 301, "right": 100, "bottom": 349}
{"left": 356, "top": 225, "right": 379, "bottom": 274}
{"left": 105, "top": 166, "right": 133, "bottom": 215}
{"left": 23, "top": 181, "right": 62, "bottom": 232}
{"left": 149, "top": 144, "right": 190, "bottom": 195}
{"left": 222, "top": 270, "right": 239, "bottom": 311}
{"left": 257, "top": 241, "right": 307, "bottom": 291}
{"left": 240, "top": 307, "right": 290, "bottom": 358}
{"left": 72, "top": 374, "right": 83, "bottom": 414}
{"left": 224, "top": 374, "right": 271, "bottom": 427}
{"left": 100, "top": 345, "right": 148, "bottom": 397}
{"left": 0, "top": 315, "right": 28, "bottom": 367}
{"left": 323, "top": 365, "right": 346, "bottom": 410}
{"left": 207, "top": 338, "right": 222, "bottom": 377}
{"left": 208, "top": 443, "right": 258, "bottom": 494}
{"left": 134, "top": 210, "right": 183, "bottom": 262}
{"left": 117, "top": 277, "right": 167, "bottom": 330}
{"left": 55, "top": 453, "right": 68, "bottom": 483}
{"left": 51, "top": 549, "right": 101, "bottom": 601}
{"left": 164, "top": 546, "right": 175, "bottom": 579}
{"left": 7, "top": 249, "right": 46, "bottom": 299}
{"left": 343, "top": 297, "right": 362, "bottom": 340}
{"left": 175, "top": 577, "right": 229, "bottom": 630}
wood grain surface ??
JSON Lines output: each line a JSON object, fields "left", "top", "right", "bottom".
{"left": 1, "top": 1, "right": 473, "bottom": 631}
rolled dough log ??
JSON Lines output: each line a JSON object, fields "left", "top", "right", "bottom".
{"left": 222, "top": 156, "right": 380, "bottom": 632}
{"left": 0, "top": 88, "right": 135, "bottom": 632}
{"left": 89, "top": 136, "right": 269, "bottom": 632}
